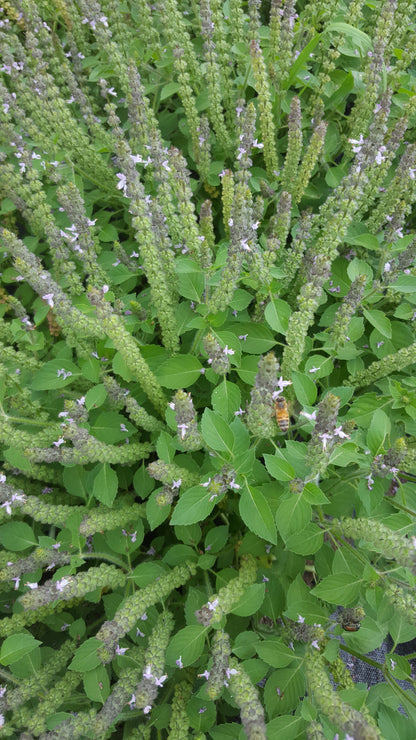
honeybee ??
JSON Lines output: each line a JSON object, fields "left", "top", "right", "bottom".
{"left": 274, "top": 397, "right": 289, "bottom": 433}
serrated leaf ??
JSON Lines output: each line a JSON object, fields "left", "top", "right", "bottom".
{"left": 264, "top": 299, "right": 291, "bottom": 335}
{"left": 231, "top": 583, "right": 266, "bottom": 616}
{"left": 0, "top": 633, "right": 42, "bottom": 666}
{"left": 264, "top": 454, "right": 295, "bottom": 481}
{"left": 324, "top": 22, "right": 372, "bottom": 53}
{"left": 239, "top": 486, "right": 277, "bottom": 544}
{"left": 366, "top": 408, "right": 391, "bottom": 455}
{"left": 275, "top": 497, "right": 311, "bottom": 541}
{"left": 92, "top": 463, "right": 118, "bottom": 507}
{"left": 83, "top": 664, "right": 110, "bottom": 703}
{"left": 363, "top": 309, "right": 392, "bottom": 338}
{"left": 170, "top": 486, "right": 219, "bottom": 526}
{"left": 165, "top": 625, "right": 207, "bottom": 666}
{"left": 211, "top": 381, "right": 241, "bottom": 420}
{"left": 69, "top": 638, "right": 103, "bottom": 672}
{"left": 31, "top": 359, "right": 81, "bottom": 390}
{"left": 201, "top": 409, "right": 234, "bottom": 454}
{"left": 160, "top": 80, "right": 181, "bottom": 100}
{"left": 285, "top": 524, "right": 323, "bottom": 555}
{"left": 156, "top": 355, "right": 202, "bottom": 388}
{"left": 257, "top": 639, "right": 296, "bottom": 669}
{"left": 291, "top": 371, "right": 317, "bottom": 406}
{"left": 311, "top": 574, "right": 362, "bottom": 605}
{"left": 0, "top": 522, "right": 37, "bottom": 551}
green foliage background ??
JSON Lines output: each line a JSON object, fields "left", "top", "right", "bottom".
{"left": 1, "top": 0, "right": 416, "bottom": 738}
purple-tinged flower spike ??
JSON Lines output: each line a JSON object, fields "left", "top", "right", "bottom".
{"left": 305, "top": 393, "right": 341, "bottom": 479}
{"left": 0, "top": 229, "right": 104, "bottom": 344}
{"left": 245, "top": 353, "right": 281, "bottom": 438}
{"left": 221, "top": 169, "right": 234, "bottom": 240}
{"left": 102, "top": 375, "right": 164, "bottom": 434}
{"left": 78, "top": 502, "right": 144, "bottom": 537}
{"left": 171, "top": 389, "right": 203, "bottom": 451}
{"left": 147, "top": 458, "right": 199, "bottom": 491}
{"left": 330, "top": 274, "right": 367, "bottom": 352}
{"left": 198, "top": 199, "right": 215, "bottom": 266}
{"left": 250, "top": 39, "right": 279, "bottom": 179}
{"left": 203, "top": 333, "right": 234, "bottom": 375}
{"left": 293, "top": 121, "right": 327, "bottom": 205}
{"left": 384, "top": 583, "right": 416, "bottom": 629}
{"left": 348, "top": 0, "right": 398, "bottom": 145}
{"left": 2, "top": 638, "right": 76, "bottom": 713}
{"left": 206, "top": 629, "right": 232, "bottom": 700}
{"left": 171, "top": 47, "right": 201, "bottom": 164}
{"left": 19, "top": 564, "right": 126, "bottom": 611}
{"left": 334, "top": 515, "right": 416, "bottom": 574}
{"left": 13, "top": 671, "right": 82, "bottom": 736}
{"left": 87, "top": 288, "right": 166, "bottom": 415}
{"left": 96, "top": 563, "right": 196, "bottom": 663}
{"left": 132, "top": 612, "right": 173, "bottom": 715}
{"left": 227, "top": 657, "right": 267, "bottom": 740}
{"left": 348, "top": 338, "right": 416, "bottom": 388}
{"left": 281, "top": 96, "right": 302, "bottom": 196}
{"left": 281, "top": 254, "right": 331, "bottom": 381}
{"left": 268, "top": 0, "right": 283, "bottom": 82}
{"left": 168, "top": 681, "right": 193, "bottom": 737}
{"left": 55, "top": 181, "right": 107, "bottom": 287}
{"left": 264, "top": 191, "right": 292, "bottom": 269}
{"left": 196, "top": 554, "right": 257, "bottom": 627}
{"left": 305, "top": 648, "right": 382, "bottom": 740}
{"left": 200, "top": 0, "right": 232, "bottom": 152}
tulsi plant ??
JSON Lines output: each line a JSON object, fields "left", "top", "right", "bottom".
{"left": 1, "top": 0, "right": 416, "bottom": 738}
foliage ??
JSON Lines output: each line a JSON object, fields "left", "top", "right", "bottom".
{"left": 1, "top": 0, "right": 416, "bottom": 738}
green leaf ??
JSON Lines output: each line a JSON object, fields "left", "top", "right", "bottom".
{"left": 264, "top": 666, "right": 306, "bottom": 717}
{"left": 231, "top": 583, "right": 266, "bottom": 616}
{"left": 90, "top": 411, "right": 134, "bottom": 443}
{"left": 69, "top": 638, "right": 103, "bottom": 672}
{"left": 187, "top": 697, "right": 216, "bottom": 732}
{"left": 201, "top": 409, "right": 234, "bottom": 454}
{"left": 287, "top": 33, "right": 321, "bottom": 86}
{"left": 170, "top": 486, "right": 219, "bottom": 526}
{"left": 92, "top": 463, "right": 118, "bottom": 507}
{"left": 311, "top": 574, "right": 362, "bottom": 606}
{"left": 160, "top": 81, "right": 180, "bottom": 100}
{"left": 146, "top": 489, "right": 171, "bottom": 530}
{"left": 275, "top": 497, "right": 312, "bottom": 541}
{"left": 30, "top": 359, "right": 81, "bottom": 390}
{"left": 266, "top": 716, "right": 306, "bottom": 740}
{"left": 165, "top": 625, "right": 207, "bottom": 666}
{"left": 363, "top": 309, "right": 392, "bottom": 339}
{"left": 156, "top": 355, "right": 202, "bottom": 388}
{"left": 0, "top": 522, "right": 37, "bottom": 551}
{"left": 83, "top": 664, "right": 110, "bottom": 703}
{"left": 178, "top": 272, "right": 205, "bottom": 301}
{"left": 205, "top": 525, "right": 229, "bottom": 553}
{"left": 132, "top": 561, "right": 169, "bottom": 587}
{"left": 98, "top": 223, "right": 118, "bottom": 241}
{"left": 211, "top": 381, "right": 241, "bottom": 420}
{"left": 264, "top": 299, "right": 291, "bottom": 335}
{"left": 63, "top": 465, "right": 88, "bottom": 501}
{"left": 0, "top": 633, "right": 42, "bottom": 666}
{"left": 285, "top": 524, "right": 324, "bottom": 555}
{"left": 291, "top": 371, "right": 317, "bottom": 406}
{"left": 85, "top": 384, "right": 107, "bottom": 411}
{"left": 232, "top": 323, "right": 276, "bottom": 354}
{"left": 366, "top": 408, "right": 391, "bottom": 456}
{"left": 389, "top": 274, "right": 416, "bottom": 293}
{"left": 302, "top": 483, "right": 330, "bottom": 505}
{"left": 239, "top": 486, "right": 277, "bottom": 545}
{"left": 257, "top": 639, "right": 297, "bottom": 669}
{"left": 324, "top": 22, "right": 372, "bottom": 53}
{"left": 264, "top": 454, "right": 295, "bottom": 481}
